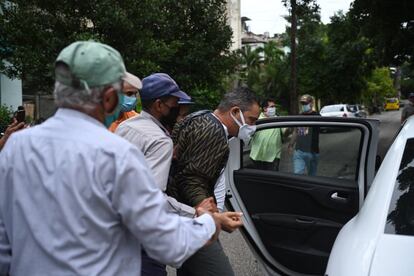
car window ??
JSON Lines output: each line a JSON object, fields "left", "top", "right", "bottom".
{"left": 385, "top": 138, "right": 414, "bottom": 236}
{"left": 340, "top": 107, "right": 344, "bottom": 112}
{"left": 321, "top": 106, "right": 331, "bottom": 113}
{"left": 243, "top": 124, "right": 363, "bottom": 180}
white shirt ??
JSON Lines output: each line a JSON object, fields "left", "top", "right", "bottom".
{"left": 211, "top": 113, "right": 228, "bottom": 212}
{"left": 0, "top": 108, "right": 215, "bottom": 276}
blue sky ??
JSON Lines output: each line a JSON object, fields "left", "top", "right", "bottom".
{"left": 241, "top": 0, "right": 353, "bottom": 35}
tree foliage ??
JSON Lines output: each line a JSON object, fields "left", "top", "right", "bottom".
{"left": 362, "top": 67, "right": 397, "bottom": 107}
{"left": 323, "top": 12, "right": 375, "bottom": 104}
{"left": 0, "top": 0, "right": 235, "bottom": 107}
{"left": 401, "top": 62, "right": 414, "bottom": 98}
{"left": 350, "top": 0, "right": 414, "bottom": 66}
{"left": 236, "top": 42, "right": 289, "bottom": 108}
{"left": 0, "top": 105, "right": 13, "bottom": 134}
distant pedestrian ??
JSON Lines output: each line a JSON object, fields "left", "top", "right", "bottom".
{"left": 250, "top": 98, "right": 283, "bottom": 171}
{"left": 108, "top": 72, "right": 142, "bottom": 132}
{"left": 288, "top": 94, "right": 320, "bottom": 176}
{"left": 167, "top": 86, "right": 260, "bottom": 276}
{"left": 401, "top": 93, "right": 414, "bottom": 123}
{"left": 0, "top": 41, "right": 224, "bottom": 276}
{"left": 0, "top": 118, "right": 24, "bottom": 151}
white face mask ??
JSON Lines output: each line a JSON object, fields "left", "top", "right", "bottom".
{"left": 266, "top": 107, "right": 276, "bottom": 117}
{"left": 230, "top": 110, "right": 256, "bottom": 144}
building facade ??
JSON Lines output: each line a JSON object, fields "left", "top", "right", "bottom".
{"left": 0, "top": 72, "right": 22, "bottom": 111}
{"left": 227, "top": 0, "right": 242, "bottom": 51}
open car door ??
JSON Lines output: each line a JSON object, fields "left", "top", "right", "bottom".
{"left": 225, "top": 116, "right": 379, "bottom": 275}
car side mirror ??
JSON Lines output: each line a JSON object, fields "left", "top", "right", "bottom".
{"left": 375, "top": 155, "right": 382, "bottom": 171}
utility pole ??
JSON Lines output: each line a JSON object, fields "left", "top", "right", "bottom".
{"left": 289, "top": 0, "right": 298, "bottom": 114}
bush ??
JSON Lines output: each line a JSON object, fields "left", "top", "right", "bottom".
{"left": 0, "top": 105, "right": 13, "bottom": 134}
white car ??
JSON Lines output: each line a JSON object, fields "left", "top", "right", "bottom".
{"left": 225, "top": 115, "right": 414, "bottom": 275}
{"left": 320, "top": 104, "right": 357, "bottom": 118}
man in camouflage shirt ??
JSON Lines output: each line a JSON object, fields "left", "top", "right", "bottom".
{"left": 168, "top": 86, "right": 260, "bottom": 276}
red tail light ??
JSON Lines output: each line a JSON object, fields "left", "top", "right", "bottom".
{"left": 343, "top": 113, "right": 347, "bottom": 117}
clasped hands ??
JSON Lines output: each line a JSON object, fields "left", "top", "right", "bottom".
{"left": 194, "top": 197, "right": 243, "bottom": 245}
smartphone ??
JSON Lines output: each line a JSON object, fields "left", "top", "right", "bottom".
{"left": 15, "top": 110, "right": 26, "bottom": 123}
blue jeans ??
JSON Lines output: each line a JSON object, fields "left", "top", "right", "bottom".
{"left": 293, "top": 150, "right": 319, "bottom": 176}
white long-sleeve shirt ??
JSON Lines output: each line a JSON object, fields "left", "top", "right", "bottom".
{"left": 0, "top": 108, "right": 215, "bottom": 276}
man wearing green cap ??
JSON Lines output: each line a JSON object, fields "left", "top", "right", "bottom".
{"left": 0, "top": 41, "right": 231, "bottom": 276}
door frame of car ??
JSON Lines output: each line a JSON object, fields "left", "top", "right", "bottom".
{"left": 225, "top": 116, "right": 379, "bottom": 275}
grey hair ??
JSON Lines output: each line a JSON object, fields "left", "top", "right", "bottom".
{"left": 217, "top": 86, "right": 259, "bottom": 112}
{"left": 53, "top": 64, "right": 122, "bottom": 111}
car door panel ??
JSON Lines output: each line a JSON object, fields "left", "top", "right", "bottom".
{"left": 225, "top": 116, "right": 379, "bottom": 276}
{"left": 234, "top": 170, "right": 358, "bottom": 274}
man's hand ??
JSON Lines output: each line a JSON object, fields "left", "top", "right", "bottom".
{"left": 0, "top": 119, "right": 25, "bottom": 150}
{"left": 4, "top": 118, "right": 25, "bottom": 137}
{"left": 213, "top": 212, "right": 243, "bottom": 233}
{"left": 195, "top": 204, "right": 221, "bottom": 247}
{"left": 195, "top": 197, "right": 218, "bottom": 215}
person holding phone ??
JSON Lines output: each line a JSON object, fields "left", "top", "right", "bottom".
{"left": 0, "top": 118, "right": 25, "bottom": 151}
{"left": 14, "top": 106, "right": 26, "bottom": 123}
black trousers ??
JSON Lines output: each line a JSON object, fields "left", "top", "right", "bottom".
{"left": 251, "top": 158, "right": 280, "bottom": 171}
{"left": 141, "top": 250, "right": 167, "bottom": 276}
{"left": 177, "top": 240, "right": 234, "bottom": 276}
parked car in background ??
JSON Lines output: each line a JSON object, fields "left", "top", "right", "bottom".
{"left": 320, "top": 104, "right": 356, "bottom": 118}
{"left": 384, "top": 98, "right": 400, "bottom": 111}
{"left": 349, "top": 104, "right": 368, "bottom": 118}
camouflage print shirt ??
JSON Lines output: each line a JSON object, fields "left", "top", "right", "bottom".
{"left": 167, "top": 111, "right": 229, "bottom": 207}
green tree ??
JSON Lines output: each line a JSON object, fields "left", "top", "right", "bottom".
{"left": 282, "top": 0, "right": 320, "bottom": 114}
{"left": 401, "top": 62, "right": 414, "bottom": 98}
{"left": 236, "top": 42, "right": 288, "bottom": 106}
{"left": 323, "top": 12, "right": 375, "bottom": 104}
{"left": 350, "top": 0, "right": 414, "bottom": 66}
{"left": 0, "top": 105, "right": 13, "bottom": 134}
{"left": 362, "top": 67, "right": 397, "bottom": 108}
{"left": 236, "top": 45, "right": 262, "bottom": 91}
{"left": 0, "top": 0, "right": 235, "bottom": 105}
{"left": 257, "top": 41, "right": 289, "bottom": 104}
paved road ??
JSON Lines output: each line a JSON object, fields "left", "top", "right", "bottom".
{"left": 168, "top": 109, "right": 402, "bottom": 276}
{"left": 370, "top": 109, "right": 402, "bottom": 159}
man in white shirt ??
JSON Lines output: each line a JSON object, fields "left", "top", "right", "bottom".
{"left": 0, "top": 41, "right": 233, "bottom": 276}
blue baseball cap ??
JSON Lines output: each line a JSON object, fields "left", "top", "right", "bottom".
{"left": 140, "top": 73, "right": 190, "bottom": 101}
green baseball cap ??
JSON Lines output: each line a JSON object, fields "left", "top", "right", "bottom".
{"left": 55, "top": 41, "right": 126, "bottom": 89}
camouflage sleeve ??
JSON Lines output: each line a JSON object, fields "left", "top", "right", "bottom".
{"left": 176, "top": 120, "right": 228, "bottom": 207}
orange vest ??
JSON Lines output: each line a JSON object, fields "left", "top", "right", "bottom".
{"left": 108, "top": 111, "right": 139, "bottom": 132}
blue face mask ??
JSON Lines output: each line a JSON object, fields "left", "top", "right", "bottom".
{"left": 120, "top": 95, "right": 137, "bottom": 112}
{"left": 104, "top": 92, "right": 124, "bottom": 128}
{"left": 302, "top": 103, "right": 311, "bottom": 113}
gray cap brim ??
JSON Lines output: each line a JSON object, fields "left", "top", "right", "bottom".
{"left": 122, "top": 72, "right": 142, "bottom": 89}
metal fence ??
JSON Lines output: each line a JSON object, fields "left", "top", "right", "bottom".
{"left": 23, "top": 94, "right": 57, "bottom": 122}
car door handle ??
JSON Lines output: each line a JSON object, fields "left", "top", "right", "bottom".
{"left": 330, "top": 192, "right": 348, "bottom": 203}
{"left": 295, "top": 218, "right": 314, "bottom": 224}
